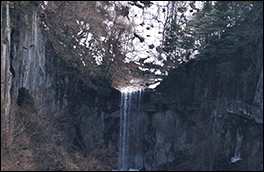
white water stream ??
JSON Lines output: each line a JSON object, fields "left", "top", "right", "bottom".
{"left": 118, "top": 85, "right": 144, "bottom": 171}
{"left": 230, "top": 129, "right": 243, "bottom": 163}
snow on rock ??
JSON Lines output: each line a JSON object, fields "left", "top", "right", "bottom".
{"left": 115, "top": 1, "right": 203, "bottom": 75}
{"left": 116, "top": 78, "right": 162, "bottom": 92}
{"left": 120, "top": 1, "right": 168, "bottom": 65}
{"left": 73, "top": 1, "right": 203, "bottom": 70}
{"left": 230, "top": 156, "right": 242, "bottom": 163}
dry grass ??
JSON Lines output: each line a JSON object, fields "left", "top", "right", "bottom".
{"left": 1, "top": 102, "right": 118, "bottom": 171}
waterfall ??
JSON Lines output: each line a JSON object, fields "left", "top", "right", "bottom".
{"left": 230, "top": 129, "right": 243, "bottom": 163}
{"left": 119, "top": 88, "right": 144, "bottom": 171}
{"left": 101, "top": 111, "right": 104, "bottom": 138}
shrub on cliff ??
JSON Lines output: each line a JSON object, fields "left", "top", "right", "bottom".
{"left": 157, "top": 64, "right": 192, "bottom": 106}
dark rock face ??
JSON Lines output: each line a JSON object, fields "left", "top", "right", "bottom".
{"left": 1, "top": 3, "right": 118, "bottom": 159}
{"left": 0, "top": 3, "right": 68, "bottom": 118}
{"left": 134, "top": 60, "right": 263, "bottom": 171}
{"left": 1, "top": 3, "right": 262, "bottom": 171}
{"left": 139, "top": 101, "right": 263, "bottom": 170}
{"left": 1, "top": 3, "right": 12, "bottom": 123}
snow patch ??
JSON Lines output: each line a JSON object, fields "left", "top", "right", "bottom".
{"left": 148, "top": 82, "right": 160, "bottom": 89}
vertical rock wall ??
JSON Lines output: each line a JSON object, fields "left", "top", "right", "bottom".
{"left": 1, "top": 2, "right": 12, "bottom": 122}
{"left": 1, "top": 2, "right": 117, "bottom": 160}
{"left": 137, "top": 60, "right": 263, "bottom": 171}
{"left": 1, "top": 2, "right": 262, "bottom": 170}
{"left": 9, "top": 5, "right": 68, "bottom": 116}
{"left": 1, "top": 2, "right": 68, "bottom": 118}
{"left": 1, "top": 2, "right": 69, "bottom": 146}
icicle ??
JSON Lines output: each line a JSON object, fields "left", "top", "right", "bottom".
{"left": 101, "top": 111, "right": 104, "bottom": 138}
{"left": 230, "top": 129, "right": 243, "bottom": 163}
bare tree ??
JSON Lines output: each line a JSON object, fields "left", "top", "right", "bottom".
{"left": 40, "top": 1, "right": 139, "bottom": 89}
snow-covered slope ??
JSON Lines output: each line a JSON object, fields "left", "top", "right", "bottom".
{"left": 115, "top": 1, "right": 202, "bottom": 75}
{"left": 42, "top": 1, "right": 202, "bottom": 78}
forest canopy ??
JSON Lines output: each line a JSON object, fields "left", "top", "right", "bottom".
{"left": 159, "top": 1, "right": 263, "bottom": 104}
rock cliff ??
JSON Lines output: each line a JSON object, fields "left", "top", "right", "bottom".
{"left": 1, "top": 2, "right": 66, "bottom": 118}
{"left": 1, "top": 2, "right": 262, "bottom": 171}
{"left": 137, "top": 58, "right": 263, "bottom": 170}
{"left": 1, "top": 3, "right": 120, "bottom": 170}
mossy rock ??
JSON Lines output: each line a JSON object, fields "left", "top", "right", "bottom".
{"left": 17, "top": 87, "right": 37, "bottom": 113}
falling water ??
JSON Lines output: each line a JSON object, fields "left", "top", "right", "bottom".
{"left": 101, "top": 111, "right": 104, "bottom": 138}
{"left": 230, "top": 129, "right": 243, "bottom": 163}
{"left": 119, "top": 87, "right": 144, "bottom": 171}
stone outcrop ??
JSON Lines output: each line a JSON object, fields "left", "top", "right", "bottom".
{"left": 135, "top": 59, "right": 263, "bottom": 170}
{"left": 1, "top": 2, "right": 70, "bottom": 150}
{"left": 1, "top": 3, "right": 12, "bottom": 123}
{"left": 1, "top": 2, "right": 68, "bottom": 119}
{"left": 1, "top": 2, "right": 262, "bottom": 171}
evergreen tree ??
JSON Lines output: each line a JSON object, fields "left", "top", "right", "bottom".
{"left": 190, "top": 1, "right": 263, "bottom": 101}
{"left": 162, "top": 1, "right": 262, "bottom": 102}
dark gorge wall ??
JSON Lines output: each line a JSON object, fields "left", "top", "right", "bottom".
{"left": 1, "top": 3, "right": 68, "bottom": 170}
{"left": 1, "top": 2, "right": 69, "bottom": 141}
{"left": 139, "top": 58, "right": 263, "bottom": 170}
{"left": 1, "top": 2, "right": 65, "bottom": 121}
{"left": 1, "top": 3, "right": 120, "bottom": 170}
{"left": 1, "top": 2, "right": 262, "bottom": 171}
